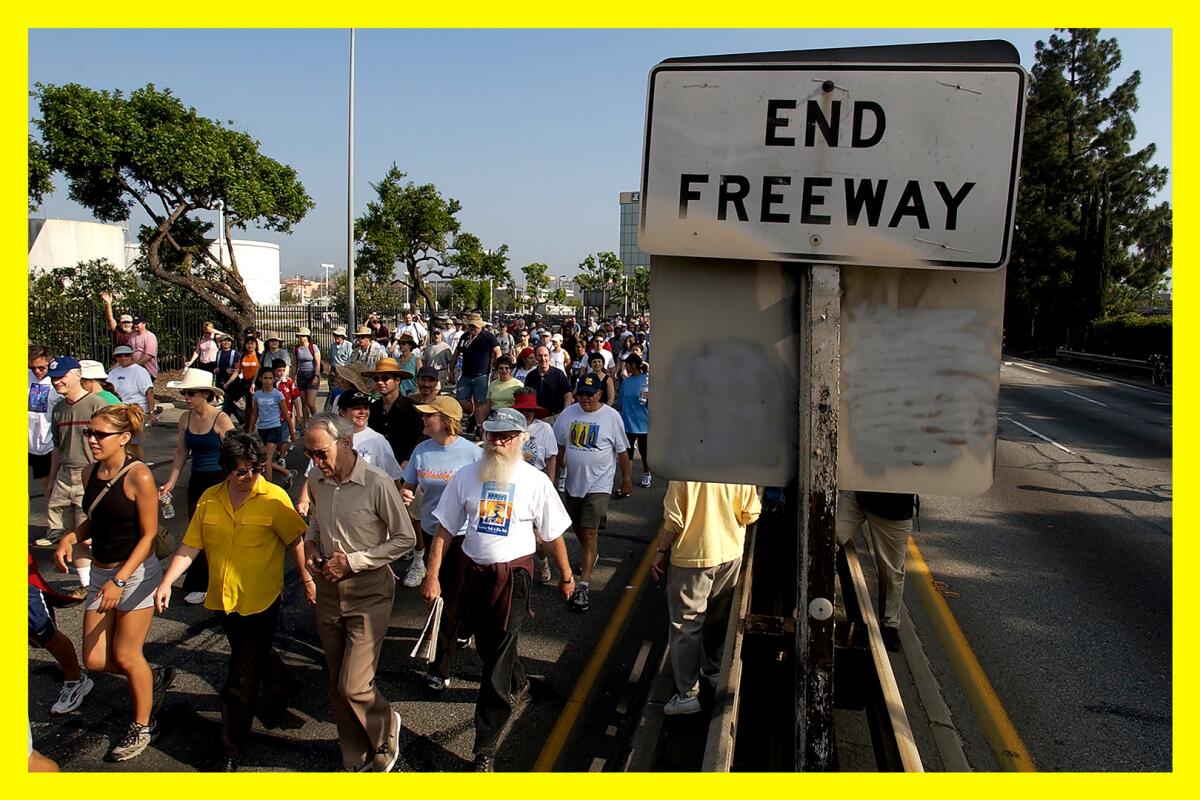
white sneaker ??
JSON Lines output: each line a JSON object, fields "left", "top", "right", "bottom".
{"left": 641, "top": 472, "right": 652, "bottom": 488}
{"left": 534, "top": 557, "right": 552, "bottom": 584}
{"left": 403, "top": 555, "right": 427, "bottom": 588}
{"left": 663, "top": 692, "right": 702, "bottom": 716}
{"left": 184, "top": 591, "right": 207, "bottom": 605}
{"left": 51, "top": 672, "right": 94, "bottom": 714}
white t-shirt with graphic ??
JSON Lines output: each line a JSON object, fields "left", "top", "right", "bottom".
{"left": 107, "top": 363, "right": 154, "bottom": 411}
{"left": 553, "top": 402, "right": 629, "bottom": 497}
{"left": 433, "top": 459, "right": 571, "bottom": 565}
{"left": 521, "top": 418, "right": 558, "bottom": 474}
{"left": 28, "top": 371, "right": 61, "bottom": 455}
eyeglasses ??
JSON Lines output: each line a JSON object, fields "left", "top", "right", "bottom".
{"left": 231, "top": 465, "right": 262, "bottom": 478}
{"left": 304, "top": 447, "right": 332, "bottom": 462}
{"left": 82, "top": 428, "right": 124, "bottom": 440}
{"left": 485, "top": 430, "right": 521, "bottom": 443}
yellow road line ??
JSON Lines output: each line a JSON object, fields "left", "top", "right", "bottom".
{"left": 533, "top": 538, "right": 659, "bottom": 771}
{"left": 908, "top": 538, "right": 1037, "bottom": 771}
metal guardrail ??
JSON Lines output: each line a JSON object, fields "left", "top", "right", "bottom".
{"left": 1055, "top": 348, "right": 1170, "bottom": 387}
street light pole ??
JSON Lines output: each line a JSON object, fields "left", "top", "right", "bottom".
{"left": 321, "top": 262, "right": 335, "bottom": 303}
{"left": 346, "top": 28, "right": 356, "bottom": 330}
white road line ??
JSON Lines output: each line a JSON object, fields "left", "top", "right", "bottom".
{"left": 1001, "top": 416, "right": 1075, "bottom": 454}
{"left": 1006, "top": 357, "right": 1169, "bottom": 397}
{"left": 1061, "top": 390, "right": 1109, "bottom": 408}
{"left": 1011, "top": 362, "right": 1051, "bottom": 374}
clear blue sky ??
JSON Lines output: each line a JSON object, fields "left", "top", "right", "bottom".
{"left": 28, "top": 28, "right": 1172, "bottom": 281}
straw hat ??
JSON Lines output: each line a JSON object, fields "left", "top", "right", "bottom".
{"left": 367, "top": 357, "right": 414, "bottom": 379}
{"left": 354, "top": 325, "right": 374, "bottom": 337}
{"left": 332, "top": 326, "right": 348, "bottom": 337}
{"left": 166, "top": 368, "right": 225, "bottom": 400}
{"left": 296, "top": 326, "right": 312, "bottom": 337}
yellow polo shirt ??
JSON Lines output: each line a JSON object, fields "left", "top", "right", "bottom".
{"left": 183, "top": 476, "right": 307, "bottom": 615}
{"left": 663, "top": 481, "right": 762, "bottom": 569}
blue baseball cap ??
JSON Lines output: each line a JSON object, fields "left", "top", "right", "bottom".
{"left": 576, "top": 375, "right": 602, "bottom": 395}
{"left": 47, "top": 356, "right": 82, "bottom": 378}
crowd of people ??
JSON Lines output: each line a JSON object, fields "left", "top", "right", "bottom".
{"left": 28, "top": 299, "right": 911, "bottom": 772}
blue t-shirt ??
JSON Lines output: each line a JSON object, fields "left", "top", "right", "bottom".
{"left": 618, "top": 373, "right": 648, "bottom": 435}
{"left": 254, "top": 388, "right": 286, "bottom": 430}
{"left": 402, "top": 436, "right": 483, "bottom": 535}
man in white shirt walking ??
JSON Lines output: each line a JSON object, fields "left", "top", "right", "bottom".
{"left": 107, "top": 345, "right": 155, "bottom": 461}
{"left": 553, "top": 374, "right": 632, "bottom": 613}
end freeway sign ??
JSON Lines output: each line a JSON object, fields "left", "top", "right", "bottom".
{"left": 639, "top": 62, "right": 1027, "bottom": 270}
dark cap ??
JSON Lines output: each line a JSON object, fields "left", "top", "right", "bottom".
{"left": 416, "top": 366, "right": 441, "bottom": 380}
{"left": 133, "top": 315, "right": 149, "bottom": 324}
{"left": 338, "top": 391, "right": 373, "bottom": 409}
{"left": 576, "top": 374, "right": 602, "bottom": 395}
{"left": 47, "top": 356, "right": 82, "bottom": 377}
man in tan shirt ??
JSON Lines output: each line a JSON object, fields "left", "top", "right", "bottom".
{"left": 303, "top": 411, "right": 416, "bottom": 772}
{"left": 650, "top": 481, "right": 761, "bottom": 716}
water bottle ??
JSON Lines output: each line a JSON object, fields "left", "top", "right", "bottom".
{"left": 640, "top": 376, "right": 649, "bottom": 406}
{"left": 160, "top": 491, "right": 176, "bottom": 519}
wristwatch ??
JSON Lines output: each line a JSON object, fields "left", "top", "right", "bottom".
{"left": 111, "top": 577, "right": 128, "bottom": 588}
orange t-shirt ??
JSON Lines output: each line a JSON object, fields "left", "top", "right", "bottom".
{"left": 239, "top": 351, "right": 260, "bottom": 383}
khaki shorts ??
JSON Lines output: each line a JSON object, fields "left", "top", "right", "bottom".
{"left": 564, "top": 492, "right": 610, "bottom": 531}
{"left": 46, "top": 466, "right": 85, "bottom": 533}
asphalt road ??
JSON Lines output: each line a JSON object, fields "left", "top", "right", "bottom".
{"left": 27, "top": 395, "right": 669, "bottom": 772}
{"left": 908, "top": 358, "right": 1172, "bottom": 771}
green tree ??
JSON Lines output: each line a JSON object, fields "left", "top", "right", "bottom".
{"left": 28, "top": 135, "right": 52, "bottom": 212}
{"left": 520, "top": 262, "right": 551, "bottom": 310}
{"left": 355, "top": 166, "right": 513, "bottom": 313}
{"left": 279, "top": 285, "right": 302, "bottom": 305}
{"left": 575, "top": 251, "right": 624, "bottom": 315}
{"left": 31, "top": 83, "right": 315, "bottom": 333}
{"left": 330, "top": 270, "right": 405, "bottom": 321}
{"left": 1008, "top": 29, "right": 1170, "bottom": 350}
{"left": 630, "top": 265, "right": 650, "bottom": 313}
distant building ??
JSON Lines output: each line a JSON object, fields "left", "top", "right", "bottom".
{"left": 619, "top": 191, "right": 651, "bottom": 275}
{"left": 28, "top": 217, "right": 281, "bottom": 305}
{"left": 281, "top": 275, "right": 322, "bottom": 303}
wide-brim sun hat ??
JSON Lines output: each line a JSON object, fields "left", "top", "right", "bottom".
{"left": 167, "top": 368, "right": 225, "bottom": 400}
{"left": 297, "top": 326, "right": 312, "bottom": 337}
{"left": 78, "top": 360, "right": 108, "bottom": 381}
{"left": 510, "top": 392, "right": 548, "bottom": 419}
{"left": 413, "top": 395, "right": 464, "bottom": 420}
{"left": 335, "top": 363, "right": 373, "bottom": 393}
{"left": 333, "top": 326, "right": 348, "bottom": 337}
{"left": 367, "top": 357, "right": 414, "bottom": 380}
{"left": 354, "top": 325, "right": 374, "bottom": 336}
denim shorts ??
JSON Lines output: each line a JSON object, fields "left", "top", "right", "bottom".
{"left": 455, "top": 374, "right": 490, "bottom": 404}
{"left": 258, "top": 425, "right": 286, "bottom": 445}
{"left": 296, "top": 371, "right": 318, "bottom": 391}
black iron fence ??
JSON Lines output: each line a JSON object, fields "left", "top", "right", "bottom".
{"left": 29, "top": 301, "right": 210, "bottom": 372}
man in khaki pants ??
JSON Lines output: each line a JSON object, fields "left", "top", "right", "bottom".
{"left": 835, "top": 491, "right": 915, "bottom": 653}
{"left": 651, "top": 481, "right": 761, "bottom": 716}
{"left": 303, "top": 412, "right": 416, "bottom": 772}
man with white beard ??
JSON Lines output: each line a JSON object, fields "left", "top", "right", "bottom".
{"left": 423, "top": 407, "right": 574, "bottom": 772}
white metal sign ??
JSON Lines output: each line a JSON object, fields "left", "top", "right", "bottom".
{"left": 640, "top": 64, "right": 1027, "bottom": 270}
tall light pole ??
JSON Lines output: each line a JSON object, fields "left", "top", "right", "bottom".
{"left": 320, "top": 263, "right": 335, "bottom": 303}
{"left": 346, "top": 29, "right": 357, "bottom": 329}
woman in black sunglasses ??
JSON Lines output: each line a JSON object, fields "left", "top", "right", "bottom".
{"left": 52, "top": 403, "right": 168, "bottom": 763}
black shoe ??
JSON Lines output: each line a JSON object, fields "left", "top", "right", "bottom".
{"left": 472, "top": 753, "right": 495, "bottom": 772}
{"left": 151, "top": 666, "right": 175, "bottom": 716}
{"left": 881, "top": 625, "right": 902, "bottom": 653}
{"left": 217, "top": 754, "right": 239, "bottom": 772}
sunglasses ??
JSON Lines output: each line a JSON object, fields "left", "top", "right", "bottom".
{"left": 304, "top": 447, "right": 332, "bottom": 462}
{"left": 485, "top": 430, "right": 521, "bottom": 443}
{"left": 82, "top": 428, "right": 124, "bottom": 441}
{"left": 182, "top": 390, "right": 210, "bottom": 398}
{"left": 373, "top": 374, "right": 400, "bottom": 382}
{"left": 231, "top": 465, "right": 262, "bottom": 478}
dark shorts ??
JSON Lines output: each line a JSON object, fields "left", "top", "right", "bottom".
{"left": 628, "top": 433, "right": 648, "bottom": 461}
{"left": 258, "top": 425, "right": 286, "bottom": 445}
{"left": 29, "top": 451, "right": 52, "bottom": 480}
{"left": 455, "top": 374, "right": 490, "bottom": 404}
{"left": 296, "top": 371, "right": 318, "bottom": 391}
{"left": 195, "top": 361, "right": 217, "bottom": 373}
{"left": 564, "top": 492, "right": 610, "bottom": 531}
{"left": 28, "top": 584, "right": 56, "bottom": 645}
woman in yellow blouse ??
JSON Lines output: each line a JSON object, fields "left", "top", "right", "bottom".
{"left": 155, "top": 431, "right": 314, "bottom": 772}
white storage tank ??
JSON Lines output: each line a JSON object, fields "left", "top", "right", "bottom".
{"left": 210, "top": 239, "right": 280, "bottom": 305}
{"left": 28, "top": 218, "right": 128, "bottom": 272}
